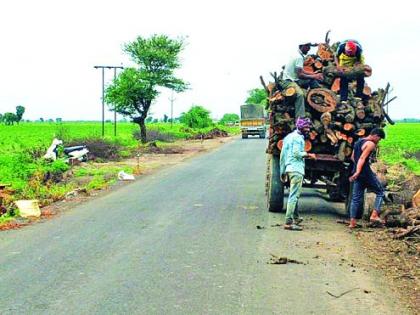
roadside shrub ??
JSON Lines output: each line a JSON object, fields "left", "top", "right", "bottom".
{"left": 133, "top": 129, "right": 175, "bottom": 142}
{"left": 180, "top": 105, "right": 213, "bottom": 129}
{"left": 66, "top": 138, "right": 122, "bottom": 161}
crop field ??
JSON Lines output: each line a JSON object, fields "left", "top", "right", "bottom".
{"left": 380, "top": 123, "right": 420, "bottom": 175}
{"left": 0, "top": 122, "right": 239, "bottom": 196}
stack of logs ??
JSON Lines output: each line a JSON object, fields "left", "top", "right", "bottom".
{"left": 262, "top": 42, "right": 395, "bottom": 161}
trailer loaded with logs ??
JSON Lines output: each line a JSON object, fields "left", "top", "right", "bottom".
{"left": 263, "top": 34, "right": 396, "bottom": 214}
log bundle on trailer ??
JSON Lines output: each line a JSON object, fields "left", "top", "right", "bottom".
{"left": 261, "top": 41, "right": 395, "bottom": 162}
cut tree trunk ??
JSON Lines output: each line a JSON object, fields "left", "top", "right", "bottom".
{"left": 307, "top": 88, "right": 337, "bottom": 113}
{"left": 344, "top": 123, "right": 355, "bottom": 132}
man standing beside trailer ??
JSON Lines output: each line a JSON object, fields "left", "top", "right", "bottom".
{"left": 280, "top": 118, "right": 316, "bottom": 231}
{"left": 349, "top": 128, "right": 386, "bottom": 228}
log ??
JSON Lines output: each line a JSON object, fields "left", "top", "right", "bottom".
{"left": 356, "top": 108, "right": 366, "bottom": 120}
{"left": 260, "top": 75, "right": 269, "bottom": 95}
{"left": 323, "top": 64, "right": 372, "bottom": 80}
{"left": 331, "top": 78, "right": 340, "bottom": 93}
{"left": 344, "top": 123, "right": 355, "bottom": 132}
{"left": 325, "top": 129, "right": 338, "bottom": 144}
{"left": 317, "top": 43, "right": 334, "bottom": 61}
{"left": 332, "top": 121, "right": 343, "bottom": 129}
{"left": 309, "top": 131, "right": 318, "bottom": 141}
{"left": 321, "top": 112, "right": 332, "bottom": 127}
{"left": 312, "top": 120, "right": 323, "bottom": 133}
{"left": 363, "top": 85, "right": 372, "bottom": 97}
{"left": 392, "top": 226, "right": 420, "bottom": 239}
{"left": 344, "top": 146, "right": 353, "bottom": 157}
{"left": 307, "top": 88, "right": 337, "bottom": 113}
{"left": 269, "top": 91, "right": 284, "bottom": 103}
{"left": 412, "top": 189, "right": 420, "bottom": 208}
{"left": 283, "top": 87, "right": 296, "bottom": 97}
{"left": 337, "top": 141, "right": 347, "bottom": 161}
{"left": 355, "top": 129, "right": 365, "bottom": 136}
{"left": 335, "top": 131, "right": 344, "bottom": 140}
{"left": 314, "top": 60, "right": 323, "bottom": 70}
{"left": 356, "top": 122, "right": 375, "bottom": 129}
{"left": 267, "top": 83, "right": 276, "bottom": 94}
{"left": 304, "top": 66, "right": 315, "bottom": 74}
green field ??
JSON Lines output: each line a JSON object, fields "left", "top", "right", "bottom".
{"left": 380, "top": 123, "right": 420, "bottom": 175}
{"left": 0, "top": 122, "right": 239, "bottom": 199}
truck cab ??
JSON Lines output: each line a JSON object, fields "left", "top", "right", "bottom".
{"left": 240, "top": 104, "right": 266, "bottom": 139}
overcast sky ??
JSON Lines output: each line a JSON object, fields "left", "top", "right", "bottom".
{"left": 0, "top": 0, "right": 419, "bottom": 121}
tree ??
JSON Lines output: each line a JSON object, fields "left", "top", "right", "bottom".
{"left": 105, "top": 34, "right": 188, "bottom": 143}
{"left": 3, "top": 113, "right": 17, "bottom": 125}
{"left": 163, "top": 114, "right": 169, "bottom": 123}
{"left": 15, "top": 105, "right": 25, "bottom": 124}
{"left": 219, "top": 113, "right": 239, "bottom": 125}
{"left": 245, "top": 88, "right": 267, "bottom": 106}
{"left": 0, "top": 114, "right": 3, "bottom": 123}
{"left": 180, "top": 105, "right": 213, "bottom": 129}
{"left": 146, "top": 116, "right": 153, "bottom": 123}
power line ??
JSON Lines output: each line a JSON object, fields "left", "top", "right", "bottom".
{"left": 93, "top": 65, "right": 124, "bottom": 137}
{"left": 169, "top": 91, "right": 176, "bottom": 128}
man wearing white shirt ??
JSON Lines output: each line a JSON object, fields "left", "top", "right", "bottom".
{"left": 282, "top": 42, "right": 324, "bottom": 117}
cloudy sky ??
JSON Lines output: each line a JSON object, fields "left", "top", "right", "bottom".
{"left": 0, "top": 0, "right": 418, "bottom": 121}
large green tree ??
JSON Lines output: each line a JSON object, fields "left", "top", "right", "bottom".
{"left": 3, "top": 112, "right": 17, "bottom": 125}
{"left": 105, "top": 35, "right": 188, "bottom": 143}
{"left": 219, "top": 113, "right": 239, "bottom": 125}
{"left": 15, "top": 105, "right": 25, "bottom": 124}
{"left": 180, "top": 105, "right": 212, "bottom": 129}
{"left": 245, "top": 88, "right": 267, "bottom": 106}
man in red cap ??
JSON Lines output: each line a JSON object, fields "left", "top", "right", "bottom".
{"left": 335, "top": 40, "right": 365, "bottom": 104}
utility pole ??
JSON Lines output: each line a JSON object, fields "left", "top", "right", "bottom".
{"left": 93, "top": 65, "right": 124, "bottom": 137}
{"left": 169, "top": 91, "right": 176, "bottom": 128}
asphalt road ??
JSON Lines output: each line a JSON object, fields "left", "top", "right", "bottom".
{"left": 0, "top": 137, "right": 407, "bottom": 314}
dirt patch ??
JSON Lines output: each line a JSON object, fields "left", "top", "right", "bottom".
{"left": 403, "top": 151, "right": 420, "bottom": 161}
{"left": 188, "top": 128, "right": 229, "bottom": 140}
{"left": 355, "top": 229, "right": 419, "bottom": 313}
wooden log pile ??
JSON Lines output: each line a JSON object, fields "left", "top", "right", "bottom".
{"left": 263, "top": 42, "right": 395, "bottom": 160}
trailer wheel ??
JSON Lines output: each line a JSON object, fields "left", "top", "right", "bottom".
{"left": 266, "top": 154, "right": 284, "bottom": 212}
{"left": 345, "top": 182, "right": 366, "bottom": 219}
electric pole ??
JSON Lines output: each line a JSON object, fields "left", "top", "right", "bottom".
{"left": 94, "top": 65, "right": 124, "bottom": 137}
{"left": 169, "top": 91, "right": 176, "bottom": 128}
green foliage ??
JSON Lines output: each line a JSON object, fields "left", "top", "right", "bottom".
{"left": 3, "top": 112, "right": 17, "bottom": 125}
{"left": 105, "top": 34, "right": 188, "bottom": 143}
{"left": 219, "top": 113, "right": 239, "bottom": 125}
{"left": 15, "top": 105, "right": 25, "bottom": 123}
{"left": 245, "top": 88, "right": 267, "bottom": 106}
{"left": 86, "top": 175, "right": 107, "bottom": 191}
{"left": 180, "top": 105, "right": 213, "bottom": 129}
{"left": 379, "top": 123, "right": 420, "bottom": 175}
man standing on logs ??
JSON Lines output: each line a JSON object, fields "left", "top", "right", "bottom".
{"left": 283, "top": 41, "right": 324, "bottom": 118}
{"left": 335, "top": 40, "right": 365, "bottom": 105}
{"left": 349, "top": 128, "right": 386, "bottom": 228}
{"left": 280, "top": 118, "right": 316, "bottom": 231}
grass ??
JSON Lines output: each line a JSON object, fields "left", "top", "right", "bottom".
{"left": 0, "top": 121, "right": 239, "bottom": 209}
{"left": 379, "top": 123, "right": 420, "bottom": 175}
